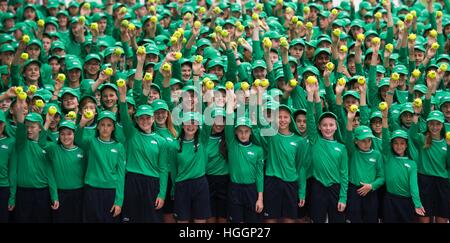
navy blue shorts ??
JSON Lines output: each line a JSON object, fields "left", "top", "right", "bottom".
{"left": 0, "top": 186, "right": 9, "bottom": 223}
{"left": 377, "top": 185, "right": 387, "bottom": 221}
{"left": 383, "top": 192, "right": 415, "bottom": 223}
{"left": 163, "top": 173, "right": 174, "bottom": 214}
{"left": 207, "top": 174, "right": 229, "bottom": 218}
{"left": 174, "top": 176, "right": 211, "bottom": 221}
{"left": 228, "top": 182, "right": 262, "bottom": 223}
{"left": 346, "top": 183, "right": 378, "bottom": 223}
{"left": 309, "top": 178, "right": 345, "bottom": 223}
{"left": 15, "top": 187, "right": 51, "bottom": 223}
{"left": 82, "top": 185, "right": 120, "bottom": 223}
{"left": 52, "top": 188, "right": 84, "bottom": 223}
{"left": 122, "top": 172, "right": 163, "bottom": 223}
{"left": 263, "top": 176, "right": 298, "bottom": 220}
{"left": 418, "top": 174, "right": 450, "bottom": 218}
{"left": 298, "top": 178, "right": 312, "bottom": 219}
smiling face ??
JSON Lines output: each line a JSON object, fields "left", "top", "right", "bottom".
{"left": 392, "top": 138, "right": 407, "bottom": 156}
{"left": 137, "top": 115, "right": 153, "bottom": 133}
{"left": 101, "top": 87, "right": 118, "bottom": 109}
{"left": 154, "top": 109, "right": 168, "bottom": 127}
{"left": 427, "top": 120, "right": 443, "bottom": 138}
{"left": 59, "top": 128, "right": 74, "bottom": 148}
{"left": 62, "top": 93, "right": 78, "bottom": 111}
{"left": 278, "top": 109, "right": 291, "bottom": 132}
{"left": 212, "top": 116, "right": 225, "bottom": 134}
{"left": 314, "top": 52, "right": 330, "bottom": 72}
{"left": 24, "top": 63, "right": 40, "bottom": 82}
{"left": 319, "top": 117, "right": 337, "bottom": 139}
{"left": 400, "top": 112, "right": 413, "bottom": 128}
{"left": 183, "top": 120, "right": 199, "bottom": 139}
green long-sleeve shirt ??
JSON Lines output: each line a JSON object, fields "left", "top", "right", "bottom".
{"left": 75, "top": 127, "right": 126, "bottom": 206}
{"left": 225, "top": 125, "right": 264, "bottom": 192}
{"left": 409, "top": 123, "right": 450, "bottom": 180}
{"left": 206, "top": 134, "right": 229, "bottom": 176}
{"left": 119, "top": 102, "right": 169, "bottom": 199}
{"left": 345, "top": 130, "right": 385, "bottom": 190}
{"left": 0, "top": 136, "right": 15, "bottom": 187}
{"left": 171, "top": 123, "right": 211, "bottom": 183}
{"left": 12, "top": 123, "right": 58, "bottom": 203}
{"left": 381, "top": 128, "right": 422, "bottom": 208}
{"left": 306, "top": 101, "right": 349, "bottom": 204}
{"left": 45, "top": 144, "right": 86, "bottom": 190}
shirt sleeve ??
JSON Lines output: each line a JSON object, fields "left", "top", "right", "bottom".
{"left": 114, "top": 145, "right": 126, "bottom": 207}
{"left": 339, "top": 147, "right": 349, "bottom": 204}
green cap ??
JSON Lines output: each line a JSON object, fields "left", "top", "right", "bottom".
{"left": 84, "top": 53, "right": 101, "bottom": 63}
{"left": 290, "top": 38, "right": 305, "bottom": 47}
{"left": 343, "top": 90, "right": 361, "bottom": 100}
{"left": 393, "top": 65, "right": 408, "bottom": 75}
{"left": 426, "top": 111, "right": 444, "bottom": 123}
{"left": 370, "top": 111, "right": 382, "bottom": 121}
{"left": 318, "top": 111, "right": 338, "bottom": 123}
{"left": 59, "top": 120, "right": 76, "bottom": 131}
{"left": 212, "top": 108, "right": 226, "bottom": 118}
{"left": 97, "top": 110, "right": 116, "bottom": 122}
{"left": 399, "top": 103, "right": 414, "bottom": 115}
{"left": 99, "top": 83, "right": 118, "bottom": 92}
{"left": 207, "top": 59, "right": 225, "bottom": 69}
{"left": 126, "top": 96, "right": 136, "bottom": 107}
{"left": 152, "top": 99, "right": 169, "bottom": 111}
{"left": 439, "top": 95, "right": 450, "bottom": 110}
{"left": 182, "top": 112, "right": 202, "bottom": 124}
{"left": 378, "top": 78, "right": 390, "bottom": 88}
{"left": 66, "top": 60, "right": 82, "bottom": 71}
{"left": 60, "top": 87, "right": 80, "bottom": 100}
{"left": 252, "top": 60, "right": 267, "bottom": 69}
{"left": 354, "top": 125, "right": 375, "bottom": 140}
{"left": 376, "top": 65, "right": 386, "bottom": 74}
{"left": 263, "top": 30, "right": 282, "bottom": 39}
{"left": 25, "top": 112, "right": 43, "bottom": 126}
{"left": 301, "top": 66, "right": 320, "bottom": 77}
{"left": 413, "top": 84, "right": 427, "bottom": 94}
{"left": 136, "top": 105, "right": 154, "bottom": 117}
{"left": 0, "top": 44, "right": 14, "bottom": 53}
{"left": 390, "top": 129, "right": 408, "bottom": 141}
{"left": 235, "top": 116, "right": 252, "bottom": 128}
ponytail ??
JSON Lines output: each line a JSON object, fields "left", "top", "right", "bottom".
{"left": 219, "top": 132, "right": 228, "bottom": 161}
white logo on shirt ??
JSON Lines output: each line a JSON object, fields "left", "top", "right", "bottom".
{"left": 111, "top": 149, "right": 118, "bottom": 153}
{"left": 151, "top": 140, "right": 157, "bottom": 145}
{"left": 42, "top": 150, "right": 46, "bottom": 154}
{"left": 290, "top": 142, "right": 297, "bottom": 146}
{"left": 442, "top": 147, "right": 447, "bottom": 151}
{"left": 167, "top": 138, "right": 173, "bottom": 142}
{"left": 369, "top": 158, "right": 376, "bottom": 163}
{"left": 334, "top": 147, "right": 341, "bottom": 152}
{"left": 248, "top": 151, "right": 254, "bottom": 156}
{"left": 1, "top": 145, "right": 8, "bottom": 149}
{"left": 77, "top": 154, "right": 83, "bottom": 158}
{"left": 404, "top": 163, "right": 411, "bottom": 168}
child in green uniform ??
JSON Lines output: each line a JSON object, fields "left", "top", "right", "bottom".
{"left": 171, "top": 112, "right": 211, "bottom": 223}
{"left": 11, "top": 99, "right": 59, "bottom": 223}
{"left": 381, "top": 106, "right": 425, "bottom": 223}
{"left": 305, "top": 81, "right": 348, "bottom": 223}
{"left": 410, "top": 109, "right": 450, "bottom": 223}
{"left": 45, "top": 120, "right": 86, "bottom": 223}
{"left": 345, "top": 111, "right": 385, "bottom": 223}
{"left": 226, "top": 91, "right": 264, "bottom": 223}
{"left": 206, "top": 108, "right": 229, "bottom": 223}
{"left": 76, "top": 110, "right": 125, "bottom": 223}
{"left": 152, "top": 99, "right": 178, "bottom": 223}
{"left": 118, "top": 84, "right": 168, "bottom": 223}
{"left": 0, "top": 110, "right": 15, "bottom": 222}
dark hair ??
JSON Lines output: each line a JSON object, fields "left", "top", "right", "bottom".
{"left": 178, "top": 127, "right": 199, "bottom": 153}
{"left": 95, "top": 118, "right": 117, "bottom": 142}
{"left": 423, "top": 128, "right": 445, "bottom": 149}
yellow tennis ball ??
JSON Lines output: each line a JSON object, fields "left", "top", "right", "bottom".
{"left": 371, "top": 37, "right": 381, "bottom": 44}
{"left": 446, "top": 132, "right": 450, "bottom": 140}
{"left": 121, "top": 19, "right": 129, "bottom": 27}
{"left": 116, "top": 79, "right": 126, "bottom": 87}
{"left": 144, "top": 72, "right": 153, "bottom": 81}
{"left": 241, "top": 81, "right": 250, "bottom": 91}
{"left": 173, "top": 31, "right": 182, "bottom": 39}
{"left": 252, "top": 13, "right": 259, "bottom": 20}
{"left": 48, "top": 106, "right": 57, "bottom": 116}
{"left": 79, "top": 16, "right": 86, "bottom": 24}
{"left": 90, "top": 23, "right": 98, "bottom": 30}
{"left": 67, "top": 111, "right": 77, "bottom": 119}
{"left": 256, "top": 3, "right": 263, "bottom": 11}
{"left": 148, "top": 6, "right": 156, "bottom": 12}
{"left": 349, "top": 104, "right": 358, "bottom": 113}
{"left": 263, "top": 38, "right": 273, "bottom": 48}
{"left": 431, "top": 43, "right": 439, "bottom": 50}
{"left": 220, "top": 30, "right": 229, "bottom": 38}
{"left": 162, "top": 63, "right": 171, "bottom": 71}
{"left": 128, "top": 23, "right": 136, "bottom": 31}
{"left": 15, "top": 87, "right": 23, "bottom": 94}
{"left": 213, "top": 7, "right": 221, "bottom": 14}
{"left": 410, "top": 11, "right": 416, "bottom": 17}
{"left": 340, "top": 45, "right": 348, "bottom": 52}
{"left": 261, "top": 79, "right": 269, "bottom": 87}
{"left": 28, "top": 85, "right": 37, "bottom": 93}
{"left": 177, "top": 28, "right": 184, "bottom": 36}
{"left": 18, "top": 92, "right": 27, "bottom": 100}
{"left": 379, "top": 102, "right": 388, "bottom": 111}
{"left": 429, "top": 29, "right": 437, "bottom": 38}
{"left": 331, "top": 9, "right": 338, "bottom": 15}
{"left": 357, "top": 76, "right": 366, "bottom": 85}
{"left": 333, "top": 29, "right": 341, "bottom": 37}
{"left": 385, "top": 43, "right": 394, "bottom": 52}
{"left": 237, "top": 25, "right": 245, "bottom": 32}
{"left": 375, "top": 12, "right": 382, "bottom": 19}
{"left": 35, "top": 99, "right": 44, "bottom": 108}
{"left": 436, "top": 11, "right": 443, "bottom": 18}
{"left": 338, "top": 78, "right": 346, "bottom": 86}
{"left": 20, "top": 53, "right": 29, "bottom": 60}
{"left": 184, "top": 13, "right": 192, "bottom": 20}
{"left": 225, "top": 81, "right": 234, "bottom": 90}
{"left": 439, "top": 63, "right": 448, "bottom": 72}
{"left": 119, "top": 7, "right": 127, "bottom": 14}
{"left": 114, "top": 47, "right": 123, "bottom": 56}
{"left": 253, "top": 79, "right": 261, "bottom": 87}
{"left": 305, "top": 22, "right": 313, "bottom": 29}
{"left": 137, "top": 46, "right": 145, "bottom": 55}
{"left": 170, "top": 36, "right": 178, "bottom": 44}
{"left": 408, "top": 33, "right": 416, "bottom": 41}
{"left": 37, "top": 19, "right": 45, "bottom": 28}
{"left": 198, "top": 7, "right": 206, "bottom": 14}
{"left": 297, "top": 21, "right": 303, "bottom": 27}
{"left": 104, "top": 68, "right": 113, "bottom": 76}
{"left": 84, "top": 110, "right": 94, "bottom": 119}
{"left": 357, "top": 33, "right": 365, "bottom": 41}
{"left": 174, "top": 52, "right": 182, "bottom": 60}
{"left": 150, "top": 16, "right": 157, "bottom": 23}
{"left": 194, "top": 21, "right": 201, "bottom": 29}
{"left": 412, "top": 69, "right": 421, "bottom": 78}
{"left": 276, "top": 0, "right": 283, "bottom": 5}
{"left": 303, "top": 6, "right": 310, "bottom": 14}
{"left": 206, "top": 80, "right": 215, "bottom": 90}
{"left": 56, "top": 73, "right": 65, "bottom": 81}
{"left": 195, "top": 55, "right": 203, "bottom": 63}
{"left": 391, "top": 72, "right": 400, "bottom": 81}
{"left": 306, "top": 76, "right": 317, "bottom": 84}
{"left": 405, "top": 13, "right": 413, "bottom": 21}
{"left": 427, "top": 70, "right": 436, "bottom": 79}
{"left": 326, "top": 62, "right": 334, "bottom": 71}
{"left": 413, "top": 98, "right": 422, "bottom": 108}
{"left": 289, "top": 79, "right": 298, "bottom": 87}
